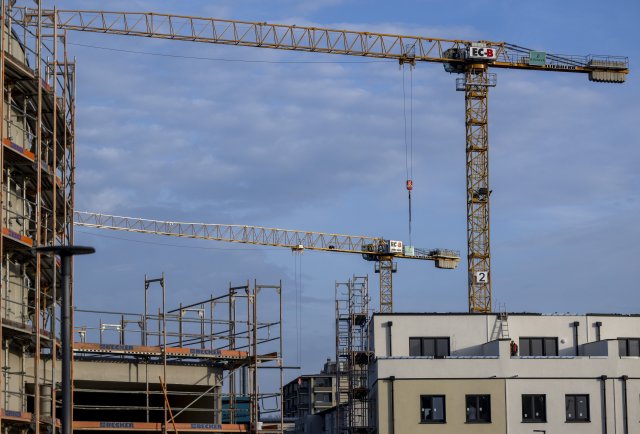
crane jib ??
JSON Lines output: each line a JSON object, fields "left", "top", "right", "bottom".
{"left": 73, "top": 212, "right": 461, "bottom": 270}
{"left": 16, "top": 8, "right": 627, "bottom": 80}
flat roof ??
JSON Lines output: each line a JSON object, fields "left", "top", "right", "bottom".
{"left": 372, "top": 312, "right": 640, "bottom": 317}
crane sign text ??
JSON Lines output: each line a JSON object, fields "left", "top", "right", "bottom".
{"left": 467, "top": 46, "right": 497, "bottom": 60}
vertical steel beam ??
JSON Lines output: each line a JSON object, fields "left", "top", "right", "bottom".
{"left": 251, "top": 281, "right": 258, "bottom": 434}
{"left": 278, "top": 280, "right": 283, "bottom": 433}
{"left": 465, "top": 65, "right": 492, "bottom": 312}
{"left": 35, "top": 2, "right": 43, "bottom": 430}
{"left": 0, "top": 1, "right": 5, "bottom": 429}
{"left": 228, "top": 283, "right": 236, "bottom": 423}
{"left": 50, "top": 13, "right": 59, "bottom": 434}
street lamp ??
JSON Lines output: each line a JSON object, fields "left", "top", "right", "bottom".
{"left": 35, "top": 245, "right": 95, "bottom": 434}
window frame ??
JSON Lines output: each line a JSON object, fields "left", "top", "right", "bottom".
{"left": 419, "top": 394, "right": 446, "bottom": 424}
{"left": 619, "top": 338, "right": 640, "bottom": 357}
{"left": 519, "top": 337, "right": 559, "bottom": 356}
{"left": 465, "top": 394, "right": 491, "bottom": 423}
{"left": 565, "top": 394, "right": 590, "bottom": 423}
{"left": 521, "top": 394, "right": 547, "bottom": 423}
{"left": 409, "top": 337, "right": 450, "bottom": 357}
{"left": 314, "top": 392, "right": 332, "bottom": 403}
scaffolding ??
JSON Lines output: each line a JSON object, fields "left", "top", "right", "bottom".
{"left": 72, "top": 278, "right": 284, "bottom": 433}
{"left": 1, "top": 1, "right": 75, "bottom": 433}
{"left": 335, "top": 276, "right": 373, "bottom": 434}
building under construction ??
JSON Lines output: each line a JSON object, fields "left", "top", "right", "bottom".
{"left": 71, "top": 278, "right": 284, "bottom": 433}
{"left": 1, "top": 1, "right": 75, "bottom": 433}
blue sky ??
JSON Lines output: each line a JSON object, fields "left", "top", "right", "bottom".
{"left": 53, "top": 0, "right": 640, "bottom": 375}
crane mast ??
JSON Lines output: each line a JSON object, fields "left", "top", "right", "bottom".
{"left": 24, "top": 8, "right": 629, "bottom": 312}
{"left": 464, "top": 65, "right": 493, "bottom": 312}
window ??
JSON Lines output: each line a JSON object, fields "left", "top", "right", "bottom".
{"left": 566, "top": 395, "right": 590, "bottom": 422}
{"left": 409, "top": 337, "right": 450, "bottom": 357}
{"left": 315, "top": 377, "right": 332, "bottom": 387}
{"left": 315, "top": 393, "right": 332, "bottom": 403}
{"left": 519, "top": 337, "right": 558, "bottom": 356}
{"left": 466, "top": 395, "right": 491, "bottom": 423}
{"left": 420, "top": 395, "right": 446, "bottom": 423}
{"left": 522, "top": 394, "right": 546, "bottom": 422}
{"left": 619, "top": 338, "right": 640, "bottom": 356}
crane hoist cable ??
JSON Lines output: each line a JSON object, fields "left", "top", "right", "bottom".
{"left": 402, "top": 63, "right": 415, "bottom": 246}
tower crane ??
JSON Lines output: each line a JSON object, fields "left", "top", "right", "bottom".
{"left": 22, "top": 8, "right": 629, "bottom": 312}
{"left": 73, "top": 211, "right": 461, "bottom": 312}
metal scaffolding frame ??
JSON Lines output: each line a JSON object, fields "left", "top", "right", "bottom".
{"left": 72, "top": 278, "right": 284, "bottom": 433}
{"left": 1, "top": 1, "right": 75, "bottom": 433}
{"left": 335, "top": 276, "right": 373, "bottom": 434}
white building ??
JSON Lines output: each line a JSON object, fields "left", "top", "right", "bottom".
{"left": 368, "top": 312, "right": 640, "bottom": 434}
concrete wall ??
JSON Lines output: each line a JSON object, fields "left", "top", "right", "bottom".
{"left": 3, "top": 260, "right": 30, "bottom": 324}
{"left": 3, "top": 25, "right": 27, "bottom": 64}
{"left": 74, "top": 359, "right": 222, "bottom": 386}
{"left": 372, "top": 314, "right": 640, "bottom": 358}
{"left": 4, "top": 99, "right": 34, "bottom": 153}
{"left": 2, "top": 344, "right": 26, "bottom": 412}
{"left": 373, "top": 375, "right": 640, "bottom": 434}
{"left": 506, "top": 377, "right": 598, "bottom": 434}
{"left": 373, "top": 314, "right": 491, "bottom": 357}
{"left": 375, "top": 378, "right": 506, "bottom": 434}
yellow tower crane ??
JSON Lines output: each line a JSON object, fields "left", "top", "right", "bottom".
{"left": 23, "top": 8, "right": 629, "bottom": 312}
{"left": 73, "top": 211, "right": 461, "bottom": 312}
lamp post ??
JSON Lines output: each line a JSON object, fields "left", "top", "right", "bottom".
{"left": 144, "top": 274, "right": 166, "bottom": 431}
{"left": 36, "top": 245, "right": 95, "bottom": 434}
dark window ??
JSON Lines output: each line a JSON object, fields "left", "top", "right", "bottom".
{"left": 566, "top": 395, "right": 590, "bottom": 422}
{"left": 544, "top": 338, "right": 557, "bottom": 355}
{"left": 619, "top": 338, "right": 640, "bottom": 357}
{"left": 409, "top": 337, "right": 450, "bottom": 357}
{"left": 315, "top": 377, "right": 332, "bottom": 387}
{"left": 532, "top": 338, "right": 543, "bottom": 355}
{"left": 436, "top": 338, "right": 449, "bottom": 356}
{"left": 466, "top": 395, "right": 491, "bottom": 423}
{"left": 409, "top": 338, "right": 422, "bottom": 356}
{"left": 315, "top": 393, "right": 331, "bottom": 403}
{"left": 519, "top": 337, "right": 558, "bottom": 356}
{"left": 522, "top": 394, "right": 546, "bottom": 422}
{"left": 619, "top": 339, "right": 626, "bottom": 356}
{"left": 420, "top": 395, "right": 446, "bottom": 423}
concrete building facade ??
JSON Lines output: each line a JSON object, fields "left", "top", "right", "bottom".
{"left": 369, "top": 313, "right": 640, "bottom": 434}
{"left": 284, "top": 359, "right": 344, "bottom": 420}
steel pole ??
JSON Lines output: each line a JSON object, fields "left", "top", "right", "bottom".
{"left": 36, "top": 245, "right": 95, "bottom": 434}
